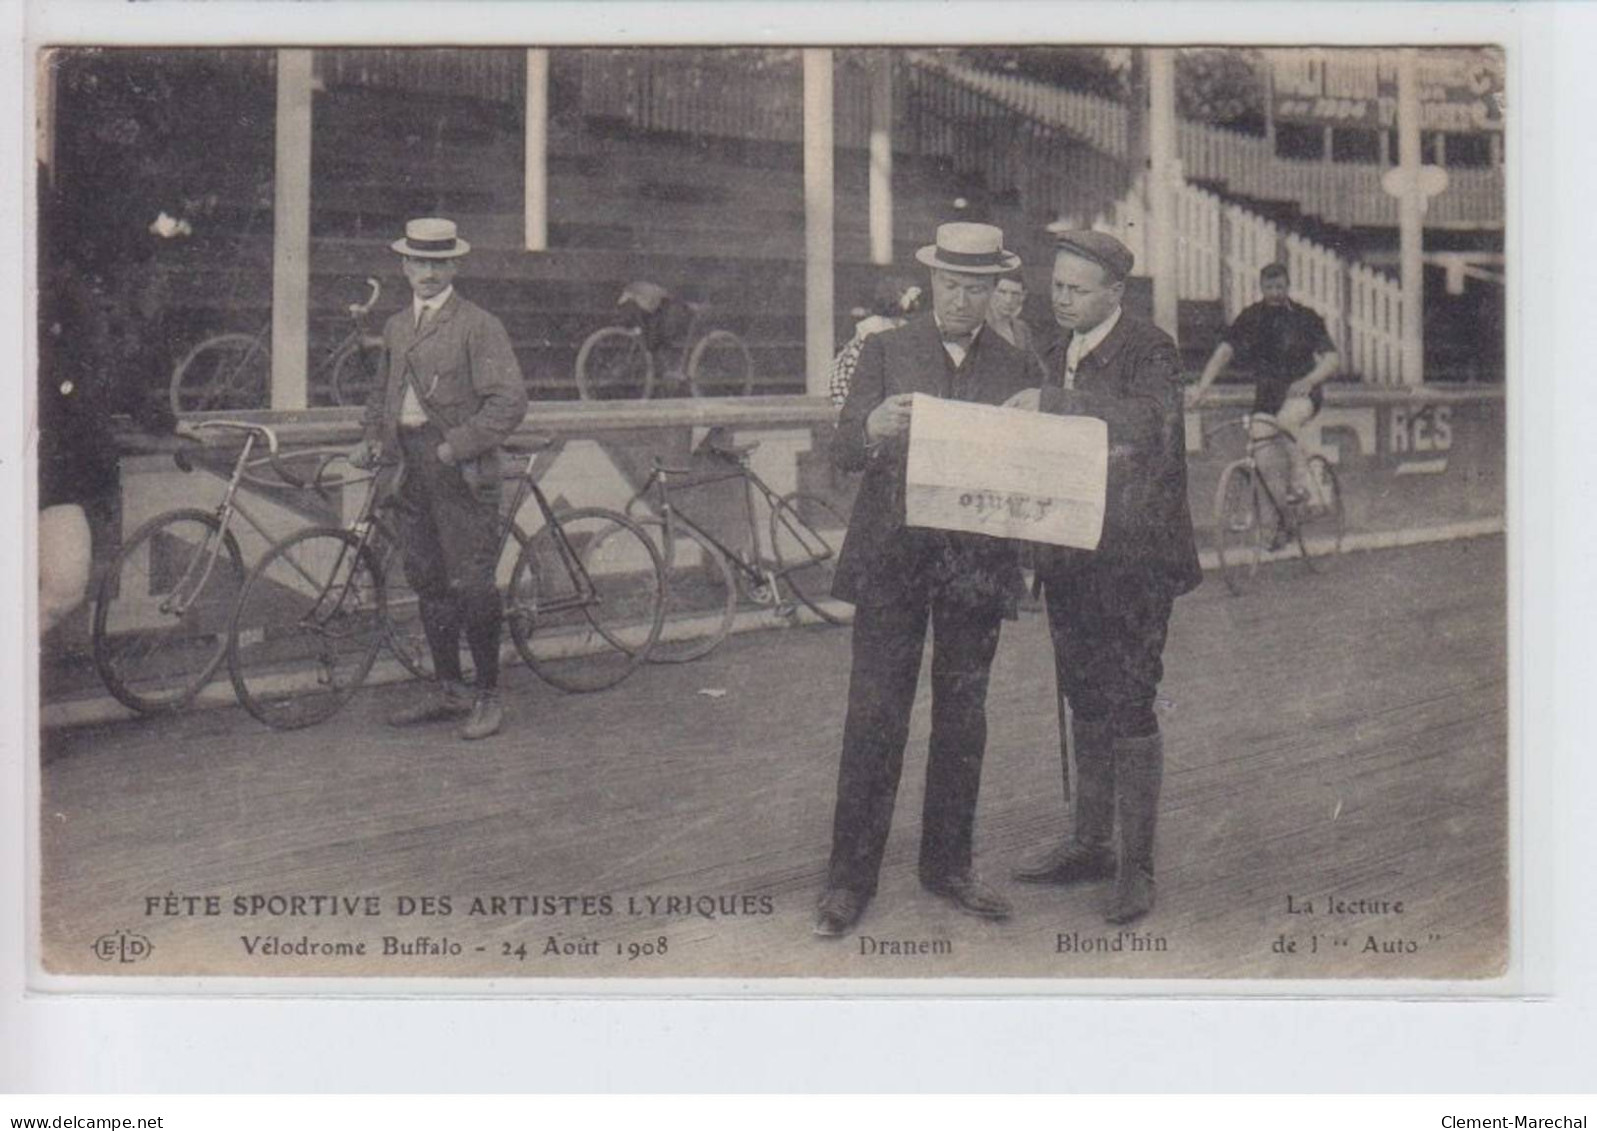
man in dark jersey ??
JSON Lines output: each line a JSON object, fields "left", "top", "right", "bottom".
{"left": 1192, "top": 263, "right": 1339, "bottom": 542}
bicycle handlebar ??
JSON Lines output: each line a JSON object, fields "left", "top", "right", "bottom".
{"left": 347, "top": 277, "right": 382, "bottom": 318}
{"left": 1203, "top": 414, "right": 1292, "bottom": 442}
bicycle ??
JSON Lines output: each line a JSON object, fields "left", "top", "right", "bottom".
{"left": 225, "top": 434, "right": 667, "bottom": 730}
{"left": 168, "top": 277, "right": 384, "bottom": 415}
{"left": 1210, "top": 414, "right": 1346, "bottom": 596}
{"left": 574, "top": 283, "right": 753, "bottom": 401}
{"left": 619, "top": 432, "right": 850, "bottom": 663}
{"left": 91, "top": 418, "right": 301, "bottom": 714}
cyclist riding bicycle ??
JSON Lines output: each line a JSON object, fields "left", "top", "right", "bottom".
{"left": 1191, "top": 262, "right": 1340, "bottom": 549}
{"left": 618, "top": 281, "right": 695, "bottom": 369}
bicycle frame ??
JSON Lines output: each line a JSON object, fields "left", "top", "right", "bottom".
{"left": 255, "top": 440, "right": 632, "bottom": 654}
{"left": 1209, "top": 414, "right": 1296, "bottom": 529}
{"left": 628, "top": 449, "right": 831, "bottom": 598}
{"left": 500, "top": 456, "right": 606, "bottom": 616}
{"left": 159, "top": 421, "right": 308, "bottom": 614}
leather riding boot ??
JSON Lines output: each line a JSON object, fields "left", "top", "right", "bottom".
{"left": 1107, "top": 732, "right": 1164, "bottom": 925}
{"left": 1013, "top": 716, "right": 1117, "bottom": 883}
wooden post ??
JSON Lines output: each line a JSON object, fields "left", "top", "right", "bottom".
{"left": 525, "top": 49, "right": 549, "bottom": 252}
{"left": 1147, "top": 48, "right": 1180, "bottom": 341}
{"left": 271, "top": 49, "right": 313, "bottom": 411}
{"left": 37, "top": 49, "right": 58, "bottom": 188}
{"left": 1397, "top": 48, "right": 1424, "bottom": 386}
{"left": 868, "top": 49, "right": 894, "bottom": 267}
{"left": 803, "top": 48, "right": 835, "bottom": 398}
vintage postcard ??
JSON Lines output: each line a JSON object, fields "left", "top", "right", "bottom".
{"left": 25, "top": 35, "right": 1511, "bottom": 992}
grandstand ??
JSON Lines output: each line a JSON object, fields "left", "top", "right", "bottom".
{"left": 43, "top": 47, "right": 1505, "bottom": 403}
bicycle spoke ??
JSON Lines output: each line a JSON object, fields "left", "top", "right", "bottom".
{"left": 769, "top": 493, "right": 850, "bottom": 625}
{"left": 229, "top": 528, "right": 384, "bottom": 729}
{"left": 508, "top": 508, "right": 664, "bottom": 692}
{"left": 93, "top": 510, "right": 244, "bottom": 714}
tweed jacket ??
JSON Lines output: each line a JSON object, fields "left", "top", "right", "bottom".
{"left": 1038, "top": 311, "right": 1202, "bottom": 594}
{"left": 831, "top": 313, "right": 1042, "bottom": 610}
{"left": 363, "top": 291, "right": 529, "bottom": 494}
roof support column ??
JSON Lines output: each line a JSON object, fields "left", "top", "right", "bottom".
{"left": 270, "top": 49, "right": 313, "bottom": 411}
{"left": 525, "top": 48, "right": 549, "bottom": 252}
{"left": 803, "top": 48, "right": 836, "bottom": 398}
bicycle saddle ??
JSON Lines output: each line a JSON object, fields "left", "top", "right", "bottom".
{"left": 706, "top": 439, "right": 759, "bottom": 461}
{"left": 501, "top": 432, "right": 560, "bottom": 456}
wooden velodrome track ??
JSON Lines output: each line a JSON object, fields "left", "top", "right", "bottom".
{"left": 37, "top": 536, "right": 1507, "bottom": 982}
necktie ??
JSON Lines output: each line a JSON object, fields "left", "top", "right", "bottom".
{"left": 1064, "top": 337, "right": 1085, "bottom": 389}
{"left": 415, "top": 304, "right": 434, "bottom": 332}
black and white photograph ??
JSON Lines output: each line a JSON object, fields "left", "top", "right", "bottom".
{"left": 27, "top": 36, "right": 1511, "bottom": 986}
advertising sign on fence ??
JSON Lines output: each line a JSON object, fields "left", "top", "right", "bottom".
{"left": 904, "top": 393, "right": 1108, "bottom": 549}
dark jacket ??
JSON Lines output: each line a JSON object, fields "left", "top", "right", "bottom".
{"left": 363, "top": 291, "right": 529, "bottom": 494}
{"left": 831, "top": 314, "right": 1041, "bottom": 610}
{"left": 1038, "top": 312, "right": 1202, "bottom": 594}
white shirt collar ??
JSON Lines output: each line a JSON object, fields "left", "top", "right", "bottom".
{"left": 933, "top": 315, "right": 982, "bottom": 365}
{"left": 1068, "top": 305, "right": 1122, "bottom": 366}
{"left": 413, "top": 286, "right": 454, "bottom": 322}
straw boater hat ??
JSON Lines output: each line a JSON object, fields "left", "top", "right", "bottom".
{"left": 914, "top": 222, "right": 1021, "bottom": 274}
{"left": 391, "top": 217, "right": 472, "bottom": 259}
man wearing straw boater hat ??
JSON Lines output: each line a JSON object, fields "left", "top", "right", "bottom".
{"left": 353, "top": 218, "right": 528, "bottom": 740}
{"left": 1003, "top": 228, "right": 1201, "bottom": 925}
{"left": 814, "top": 222, "right": 1042, "bottom": 939}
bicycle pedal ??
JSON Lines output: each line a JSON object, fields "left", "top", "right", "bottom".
{"left": 774, "top": 601, "right": 799, "bottom": 620}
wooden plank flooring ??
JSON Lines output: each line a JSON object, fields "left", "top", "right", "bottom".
{"left": 37, "top": 537, "right": 1507, "bottom": 982}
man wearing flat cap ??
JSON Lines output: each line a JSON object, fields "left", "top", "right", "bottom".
{"left": 354, "top": 218, "right": 529, "bottom": 740}
{"left": 1005, "top": 228, "right": 1201, "bottom": 925}
{"left": 815, "top": 222, "right": 1041, "bottom": 939}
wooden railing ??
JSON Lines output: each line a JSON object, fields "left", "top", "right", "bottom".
{"left": 935, "top": 56, "right": 1504, "bottom": 231}
{"left": 574, "top": 48, "right": 881, "bottom": 150}
{"left": 1110, "top": 180, "right": 1409, "bottom": 384}
{"left": 315, "top": 48, "right": 526, "bottom": 104}
{"left": 902, "top": 60, "right": 1135, "bottom": 227}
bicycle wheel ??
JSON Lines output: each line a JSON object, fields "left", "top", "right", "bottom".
{"left": 1300, "top": 456, "right": 1346, "bottom": 565}
{"left": 228, "top": 527, "right": 385, "bottom": 730}
{"left": 687, "top": 329, "right": 754, "bottom": 397}
{"left": 575, "top": 326, "right": 654, "bottom": 401}
{"left": 1214, "top": 463, "right": 1263, "bottom": 596}
{"left": 379, "top": 522, "right": 531, "bottom": 681}
{"left": 507, "top": 507, "right": 665, "bottom": 692}
{"left": 329, "top": 337, "right": 384, "bottom": 408}
{"left": 769, "top": 492, "right": 850, "bottom": 625}
{"left": 632, "top": 517, "right": 737, "bottom": 663}
{"left": 92, "top": 508, "right": 245, "bottom": 714}
{"left": 170, "top": 333, "right": 270, "bottom": 415}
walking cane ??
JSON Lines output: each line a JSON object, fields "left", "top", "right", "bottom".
{"left": 1057, "top": 684, "right": 1073, "bottom": 805}
{"left": 1033, "top": 567, "right": 1072, "bottom": 805}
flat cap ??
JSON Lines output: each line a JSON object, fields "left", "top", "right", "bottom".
{"left": 1048, "top": 227, "right": 1134, "bottom": 281}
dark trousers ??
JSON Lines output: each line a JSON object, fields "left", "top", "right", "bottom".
{"left": 826, "top": 592, "right": 1005, "bottom": 897}
{"left": 1042, "top": 560, "right": 1176, "bottom": 739}
{"left": 394, "top": 426, "right": 503, "bottom": 689}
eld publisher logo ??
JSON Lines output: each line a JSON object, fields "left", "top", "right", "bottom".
{"left": 91, "top": 930, "right": 153, "bottom": 964}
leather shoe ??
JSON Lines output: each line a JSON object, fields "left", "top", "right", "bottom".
{"left": 813, "top": 888, "right": 867, "bottom": 938}
{"left": 922, "top": 872, "right": 1011, "bottom": 921}
{"left": 388, "top": 682, "right": 473, "bottom": 727}
{"left": 1106, "top": 867, "right": 1155, "bottom": 925}
{"left": 459, "top": 691, "right": 503, "bottom": 741}
{"left": 1011, "top": 839, "right": 1117, "bottom": 885}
